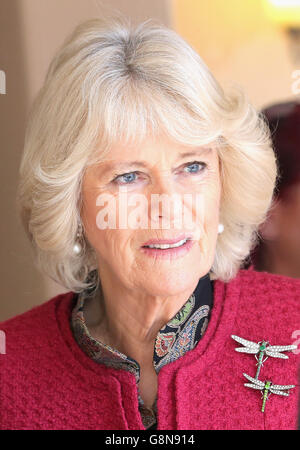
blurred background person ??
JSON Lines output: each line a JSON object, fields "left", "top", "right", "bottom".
{"left": 245, "top": 101, "right": 300, "bottom": 279}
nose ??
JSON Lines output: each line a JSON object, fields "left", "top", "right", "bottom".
{"left": 147, "top": 172, "right": 183, "bottom": 229}
{"left": 150, "top": 170, "right": 176, "bottom": 195}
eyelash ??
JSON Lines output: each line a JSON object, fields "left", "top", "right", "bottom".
{"left": 112, "top": 161, "right": 207, "bottom": 185}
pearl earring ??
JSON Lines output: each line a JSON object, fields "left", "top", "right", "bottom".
{"left": 73, "top": 222, "right": 83, "bottom": 255}
{"left": 218, "top": 223, "right": 224, "bottom": 234}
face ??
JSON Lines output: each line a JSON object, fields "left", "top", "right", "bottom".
{"left": 81, "top": 134, "right": 221, "bottom": 297}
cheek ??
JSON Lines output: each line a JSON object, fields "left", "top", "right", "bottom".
{"left": 196, "top": 214, "right": 219, "bottom": 267}
{"left": 81, "top": 190, "right": 98, "bottom": 239}
{"left": 189, "top": 189, "right": 220, "bottom": 260}
{"left": 81, "top": 198, "right": 133, "bottom": 262}
{"left": 191, "top": 182, "right": 220, "bottom": 229}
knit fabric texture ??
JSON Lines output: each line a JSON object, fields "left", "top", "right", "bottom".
{"left": 70, "top": 272, "right": 213, "bottom": 428}
{"left": 0, "top": 268, "right": 299, "bottom": 430}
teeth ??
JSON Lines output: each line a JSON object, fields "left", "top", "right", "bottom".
{"left": 147, "top": 238, "right": 188, "bottom": 249}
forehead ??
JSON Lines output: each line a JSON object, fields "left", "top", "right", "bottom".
{"left": 97, "top": 135, "right": 217, "bottom": 166}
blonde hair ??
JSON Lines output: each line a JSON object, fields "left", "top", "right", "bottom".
{"left": 16, "top": 15, "right": 277, "bottom": 293}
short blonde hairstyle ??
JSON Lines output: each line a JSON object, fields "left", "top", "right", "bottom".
{"left": 17, "top": 15, "right": 277, "bottom": 293}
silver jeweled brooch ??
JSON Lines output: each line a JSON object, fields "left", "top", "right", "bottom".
{"left": 243, "top": 373, "right": 295, "bottom": 413}
{"left": 231, "top": 334, "right": 297, "bottom": 413}
{"left": 231, "top": 334, "right": 297, "bottom": 379}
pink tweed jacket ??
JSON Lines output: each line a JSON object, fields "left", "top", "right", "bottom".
{"left": 0, "top": 268, "right": 299, "bottom": 430}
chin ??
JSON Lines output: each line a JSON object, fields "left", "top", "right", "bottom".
{"left": 143, "top": 272, "right": 198, "bottom": 297}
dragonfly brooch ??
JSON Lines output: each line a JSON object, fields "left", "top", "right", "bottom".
{"left": 243, "top": 373, "right": 295, "bottom": 413}
{"left": 231, "top": 335, "right": 297, "bottom": 379}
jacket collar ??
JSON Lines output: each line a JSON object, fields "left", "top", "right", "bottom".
{"left": 55, "top": 270, "right": 243, "bottom": 429}
{"left": 71, "top": 273, "right": 214, "bottom": 378}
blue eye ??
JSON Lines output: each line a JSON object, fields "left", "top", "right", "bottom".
{"left": 113, "top": 172, "right": 137, "bottom": 185}
{"left": 184, "top": 161, "right": 206, "bottom": 174}
{"left": 112, "top": 161, "right": 206, "bottom": 185}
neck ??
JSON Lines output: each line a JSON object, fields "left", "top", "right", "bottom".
{"left": 83, "top": 269, "right": 199, "bottom": 367}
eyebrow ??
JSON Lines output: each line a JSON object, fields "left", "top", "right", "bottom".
{"left": 99, "top": 147, "right": 212, "bottom": 174}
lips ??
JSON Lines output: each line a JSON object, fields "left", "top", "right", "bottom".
{"left": 142, "top": 234, "right": 192, "bottom": 247}
{"left": 141, "top": 236, "right": 195, "bottom": 259}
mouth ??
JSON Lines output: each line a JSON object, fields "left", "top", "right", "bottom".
{"left": 140, "top": 235, "right": 195, "bottom": 259}
{"left": 142, "top": 237, "right": 191, "bottom": 250}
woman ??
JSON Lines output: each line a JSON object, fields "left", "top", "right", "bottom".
{"left": 1, "top": 17, "right": 299, "bottom": 430}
